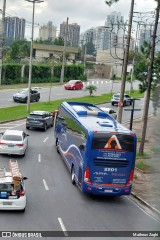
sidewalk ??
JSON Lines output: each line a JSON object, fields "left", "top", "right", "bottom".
{"left": 125, "top": 114, "right": 160, "bottom": 218}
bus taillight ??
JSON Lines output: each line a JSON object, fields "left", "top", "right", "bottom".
{"left": 84, "top": 167, "right": 92, "bottom": 184}
{"left": 127, "top": 169, "right": 134, "bottom": 184}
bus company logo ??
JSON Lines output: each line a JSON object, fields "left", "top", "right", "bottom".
{"left": 104, "top": 167, "right": 117, "bottom": 172}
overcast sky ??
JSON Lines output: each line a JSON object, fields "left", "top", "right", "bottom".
{"left": 1, "top": 0, "right": 157, "bottom": 39}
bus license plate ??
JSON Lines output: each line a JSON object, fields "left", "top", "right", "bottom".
{"left": 104, "top": 190, "right": 113, "bottom": 193}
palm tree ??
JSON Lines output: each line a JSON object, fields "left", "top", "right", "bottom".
{"left": 85, "top": 85, "right": 97, "bottom": 96}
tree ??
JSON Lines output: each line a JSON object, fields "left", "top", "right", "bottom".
{"left": 6, "top": 39, "right": 30, "bottom": 61}
{"left": 54, "top": 37, "right": 64, "bottom": 46}
{"left": 139, "top": 0, "right": 160, "bottom": 155}
{"left": 85, "top": 85, "right": 97, "bottom": 96}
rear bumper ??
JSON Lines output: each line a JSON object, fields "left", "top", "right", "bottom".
{"left": 0, "top": 196, "right": 26, "bottom": 210}
{"left": 0, "top": 147, "right": 25, "bottom": 155}
{"left": 26, "top": 123, "right": 45, "bottom": 129}
{"left": 82, "top": 183, "right": 132, "bottom": 196}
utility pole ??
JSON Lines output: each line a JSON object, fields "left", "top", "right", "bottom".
{"left": 0, "top": 0, "right": 6, "bottom": 85}
{"left": 117, "top": 0, "right": 135, "bottom": 123}
{"left": 60, "top": 17, "right": 68, "bottom": 84}
{"left": 25, "top": 0, "right": 44, "bottom": 113}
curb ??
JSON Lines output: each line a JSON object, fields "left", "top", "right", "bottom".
{"left": 131, "top": 191, "right": 160, "bottom": 217}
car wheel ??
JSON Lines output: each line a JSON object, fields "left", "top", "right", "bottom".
{"left": 56, "top": 139, "right": 60, "bottom": 154}
{"left": 36, "top": 97, "right": 40, "bottom": 102}
{"left": 111, "top": 102, "right": 114, "bottom": 106}
{"left": 20, "top": 208, "right": 25, "bottom": 212}
{"left": 44, "top": 124, "right": 47, "bottom": 132}
{"left": 71, "top": 166, "right": 76, "bottom": 185}
{"left": 26, "top": 126, "right": 30, "bottom": 130}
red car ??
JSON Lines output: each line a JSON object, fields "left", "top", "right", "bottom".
{"left": 64, "top": 80, "right": 83, "bottom": 90}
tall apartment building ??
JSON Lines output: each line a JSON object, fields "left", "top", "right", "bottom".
{"left": 60, "top": 22, "right": 80, "bottom": 47}
{"left": 5, "top": 17, "right": 25, "bottom": 44}
{"left": 39, "top": 21, "right": 57, "bottom": 41}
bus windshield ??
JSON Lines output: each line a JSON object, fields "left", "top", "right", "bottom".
{"left": 92, "top": 133, "right": 134, "bottom": 152}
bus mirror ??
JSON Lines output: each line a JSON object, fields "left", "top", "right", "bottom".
{"left": 79, "top": 144, "right": 85, "bottom": 151}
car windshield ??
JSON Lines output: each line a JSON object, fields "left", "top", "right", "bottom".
{"left": 29, "top": 114, "right": 43, "bottom": 118}
{"left": 18, "top": 90, "right": 28, "bottom": 94}
{"left": 3, "top": 135, "right": 22, "bottom": 141}
{"left": 114, "top": 94, "right": 120, "bottom": 98}
{"left": 0, "top": 183, "right": 13, "bottom": 191}
{"left": 68, "top": 80, "right": 76, "bottom": 84}
{"left": 0, "top": 183, "right": 21, "bottom": 192}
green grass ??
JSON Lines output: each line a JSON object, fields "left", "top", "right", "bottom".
{"left": 136, "top": 151, "right": 151, "bottom": 159}
{"left": 135, "top": 160, "right": 155, "bottom": 172}
{"left": 0, "top": 90, "right": 144, "bottom": 123}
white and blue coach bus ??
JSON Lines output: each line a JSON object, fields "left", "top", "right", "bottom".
{"left": 54, "top": 102, "right": 137, "bottom": 196}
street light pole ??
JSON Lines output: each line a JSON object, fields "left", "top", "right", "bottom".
{"left": 25, "top": 0, "right": 44, "bottom": 113}
{"left": 60, "top": 17, "right": 69, "bottom": 84}
{"left": 0, "top": 0, "right": 6, "bottom": 85}
{"left": 117, "top": 0, "right": 135, "bottom": 123}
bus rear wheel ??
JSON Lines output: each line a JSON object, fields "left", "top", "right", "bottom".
{"left": 71, "top": 166, "right": 76, "bottom": 185}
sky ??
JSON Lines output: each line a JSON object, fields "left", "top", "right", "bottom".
{"left": 1, "top": 0, "right": 157, "bottom": 40}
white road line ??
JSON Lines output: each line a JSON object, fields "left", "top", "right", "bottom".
{"left": 38, "top": 154, "right": 41, "bottom": 162}
{"left": 43, "top": 137, "right": 49, "bottom": 143}
{"left": 43, "top": 179, "right": 49, "bottom": 190}
{"left": 58, "top": 218, "right": 68, "bottom": 237}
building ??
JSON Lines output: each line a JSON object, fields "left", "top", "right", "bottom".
{"left": 60, "top": 22, "right": 80, "bottom": 47}
{"left": 39, "top": 21, "right": 57, "bottom": 41}
{"left": 4, "top": 17, "right": 25, "bottom": 45}
{"left": 33, "top": 43, "right": 78, "bottom": 61}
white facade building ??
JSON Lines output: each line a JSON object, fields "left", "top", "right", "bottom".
{"left": 39, "top": 21, "right": 57, "bottom": 41}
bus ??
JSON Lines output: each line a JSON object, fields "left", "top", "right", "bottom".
{"left": 54, "top": 101, "right": 137, "bottom": 196}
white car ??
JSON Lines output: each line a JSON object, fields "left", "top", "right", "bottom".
{"left": 100, "top": 107, "right": 117, "bottom": 119}
{"left": 0, "top": 130, "right": 29, "bottom": 156}
{"left": 0, "top": 161, "right": 27, "bottom": 211}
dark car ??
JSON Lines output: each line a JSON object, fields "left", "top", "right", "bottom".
{"left": 64, "top": 80, "right": 83, "bottom": 90}
{"left": 13, "top": 89, "right": 40, "bottom": 103}
{"left": 26, "top": 111, "right": 54, "bottom": 131}
{"left": 111, "top": 93, "right": 133, "bottom": 106}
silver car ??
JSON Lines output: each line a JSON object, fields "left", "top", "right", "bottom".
{"left": 0, "top": 130, "right": 29, "bottom": 156}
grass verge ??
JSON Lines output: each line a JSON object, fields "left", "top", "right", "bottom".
{"left": 135, "top": 159, "right": 155, "bottom": 172}
{"left": 0, "top": 90, "right": 144, "bottom": 123}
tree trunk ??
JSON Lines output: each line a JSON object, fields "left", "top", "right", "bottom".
{"left": 139, "top": 0, "right": 160, "bottom": 155}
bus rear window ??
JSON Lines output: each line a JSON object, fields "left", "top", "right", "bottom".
{"left": 92, "top": 133, "right": 134, "bottom": 152}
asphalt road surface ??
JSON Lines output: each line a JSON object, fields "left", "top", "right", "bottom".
{"left": 0, "top": 113, "right": 159, "bottom": 239}
{"left": 0, "top": 80, "right": 140, "bottom": 108}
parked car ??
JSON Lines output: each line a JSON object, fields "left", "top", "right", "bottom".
{"left": 64, "top": 80, "right": 83, "bottom": 90}
{"left": 100, "top": 107, "right": 117, "bottom": 119}
{"left": 111, "top": 93, "right": 133, "bottom": 106}
{"left": 0, "top": 160, "right": 27, "bottom": 211}
{"left": 26, "top": 110, "right": 54, "bottom": 131}
{"left": 0, "top": 130, "right": 29, "bottom": 156}
{"left": 13, "top": 89, "right": 40, "bottom": 103}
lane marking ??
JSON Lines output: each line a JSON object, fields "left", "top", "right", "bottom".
{"left": 43, "top": 179, "right": 49, "bottom": 190}
{"left": 43, "top": 137, "right": 49, "bottom": 143}
{"left": 58, "top": 218, "right": 68, "bottom": 237}
{"left": 38, "top": 154, "right": 41, "bottom": 162}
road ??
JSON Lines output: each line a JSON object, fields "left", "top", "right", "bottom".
{"left": 0, "top": 80, "right": 140, "bottom": 108}
{"left": 0, "top": 110, "right": 159, "bottom": 239}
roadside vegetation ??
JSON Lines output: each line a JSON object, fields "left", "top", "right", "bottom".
{"left": 0, "top": 90, "right": 144, "bottom": 123}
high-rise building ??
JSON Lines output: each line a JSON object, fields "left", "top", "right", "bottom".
{"left": 39, "top": 21, "right": 57, "bottom": 41}
{"left": 60, "top": 22, "right": 80, "bottom": 47}
{"left": 4, "top": 17, "right": 25, "bottom": 44}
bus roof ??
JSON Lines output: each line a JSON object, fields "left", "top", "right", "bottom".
{"left": 61, "top": 102, "right": 133, "bottom": 134}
